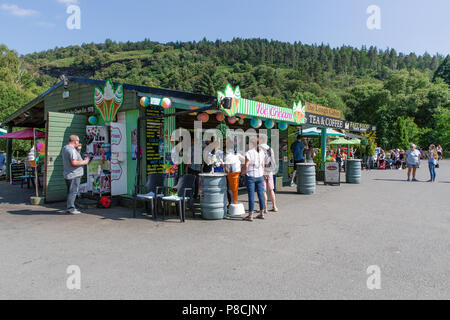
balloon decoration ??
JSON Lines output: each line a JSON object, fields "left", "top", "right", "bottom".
{"left": 238, "top": 118, "right": 244, "bottom": 125}
{"left": 250, "top": 118, "right": 262, "bottom": 129}
{"left": 197, "top": 113, "right": 209, "bottom": 123}
{"left": 227, "top": 116, "right": 237, "bottom": 124}
{"left": 265, "top": 119, "right": 275, "bottom": 129}
{"left": 140, "top": 96, "right": 150, "bottom": 107}
{"left": 278, "top": 122, "right": 288, "bottom": 131}
{"left": 216, "top": 113, "right": 224, "bottom": 122}
{"left": 161, "top": 97, "right": 172, "bottom": 109}
{"left": 36, "top": 142, "right": 44, "bottom": 152}
{"left": 88, "top": 116, "right": 98, "bottom": 125}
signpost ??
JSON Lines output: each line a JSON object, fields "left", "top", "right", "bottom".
{"left": 324, "top": 162, "right": 340, "bottom": 185}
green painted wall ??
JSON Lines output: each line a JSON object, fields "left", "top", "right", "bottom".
{"left": 45, "top": 112, "right": 87, "bottom": 202}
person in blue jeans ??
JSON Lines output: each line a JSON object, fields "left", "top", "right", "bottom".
{"left": 427, "top": 144, "right": 438, "bottom": 182}
{"left": 242, "top": 137, "right": 265, "bottom": 221}
{"left": 290, "top": 135, "right": 306, "bottom": 187}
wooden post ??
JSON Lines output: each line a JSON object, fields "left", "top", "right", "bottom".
{"left": 33, "top": 128, "right": 39, "bottom": 198}
{"left": 6, "top": 125, "right": 12, "bottom": 182}
{"left": 320, "top": 127, "right": 327, "bottom": 171}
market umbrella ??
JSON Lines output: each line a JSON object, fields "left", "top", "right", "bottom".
{"left": 0, "top": 128, "right": 45, "bottom": 140}
{"left": 0, "top": 128, "right": 7, "bottom": 136}
{"left": 329, "top": 138, "right": 349, "bottom": 145}
{"left": 289, "top": 127, "right": 345, "bottom": 137}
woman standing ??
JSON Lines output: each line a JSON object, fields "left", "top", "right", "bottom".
{"left": 427, "top": 144, "right": 438, "bottom": 182}
{"left": 406, "top": 143, "right": 421, "bottom": 181}
{"left": 242, "top": 137, "right": 265, "bottom": 221}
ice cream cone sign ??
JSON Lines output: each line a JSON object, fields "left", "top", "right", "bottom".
{"left": 217, "top": 84, "right": 240, "bottom": 117}
{"left": 293, "top": 100, "right": 306, "bottom": 124}
{"left": 94, "top": 79, "right": 124, "bottom": 123}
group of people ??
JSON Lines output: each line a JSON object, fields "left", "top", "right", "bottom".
{"left": 185, "top": 135, "right": 279, "bottom": 221}
{"left": 376, "top": 143, "right": 442, "bottom": 182}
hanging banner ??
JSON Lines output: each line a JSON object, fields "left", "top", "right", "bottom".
{"left": 146, "top": 106, "right": 164, "bottom": 175}
{"left": 110, "top": 122, "right": 127, "bottom": 196}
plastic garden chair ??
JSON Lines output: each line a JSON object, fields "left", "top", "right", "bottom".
{"left": 160, "top": 174, "right": 196, "bottom": 222}
{"left": 133, "top": 173, "right": 166, "bottom": 219}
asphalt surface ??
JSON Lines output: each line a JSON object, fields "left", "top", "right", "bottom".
{"left": 0, "top": 161, "right": 449, "bottom": 299}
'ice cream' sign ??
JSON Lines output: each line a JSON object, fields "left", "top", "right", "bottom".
{"left": 217, "top": 84, "right": 306, "bottom": 125}
{"left": 256, "top": 104, "right": 293, "bottom": 121}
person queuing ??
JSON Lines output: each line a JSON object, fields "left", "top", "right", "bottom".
{"left": 405, "top": 143, "right": 421, "bottom": 181}
{"left": 259, "top": 134, "right": 278, "bottom": 214}
{"left": 290, "top": 135, "right": 306, "bottom": 187}
{"left": 62, "top": 135, "right": 89, "bottom": 214}
{"left": 427, "top": 144, "right": 439, "bottom": 182}
{"left": 242, "top": 137, "right": 265, "bottom": 221}
{"left": 224, "top": 136, "right": 244, "bottom": 207}
{"left": 303, "top": 141, "right": 315, "bottom": 164}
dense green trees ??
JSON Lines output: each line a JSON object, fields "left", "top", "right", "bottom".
{"left": 0, "top": 39, "right": 448, "bottom": 156}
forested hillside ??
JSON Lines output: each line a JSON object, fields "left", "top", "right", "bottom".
{"left": 1, "top": 38, "right": 449, "bottom": 153}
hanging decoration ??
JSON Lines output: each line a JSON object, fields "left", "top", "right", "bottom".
{"left": 197, "top": 113, "right": 209, "bottom": 123}
{"left": 94, "top": 79, "right": 124, "bottom": 123}
{"left": 140, "top": 96, "right": 150, "bottom": 107}
{"left": 227, "top": 116, "right": 237, "bottom": 124}
{"left": 217, "top": 84, "right": 241, "bottom": 117}
{"left": 88, "top": 116, "right": 98, "bottom": 125}
{"left": 206, "top": 109, "right": 216, "bottom": 114}
{"left": 250, "top": 118, "right": 262, "bottom": 128}
{"left": 238, "top": 114, "right": 247, "bottom": 119}
{"left": 216, "top": 113, "right": 224, "bottom": 122}
{"left": 278, "top": 122, "right": 288, "bottom": 131}
{"left": 292, "top": 100, "right": 306, "bottom": 124}
{"left": 189, "top": 105, "right": 199, "bottom": 110}
{"left": 265, "top": 119, "right": 275, "bottom": 129}
{"left": 161, "top": 97, "right": 172, "bottom": 109}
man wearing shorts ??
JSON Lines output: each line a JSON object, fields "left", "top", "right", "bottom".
{"left": 260, "top": 135, "right": 278, "bottom": 213}
{"left": 290, "top": 135, "right": 306, "bottom": 187}
{"left": 406, "top": 143, "right": 421, "bottom": 181}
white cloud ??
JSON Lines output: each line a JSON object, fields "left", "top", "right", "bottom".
{"left": 0, "top": 3, "right": 39, "bottom": 17}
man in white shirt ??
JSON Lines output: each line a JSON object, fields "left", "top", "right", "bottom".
{"left": 406, "top": 143, "right": 421, "bottom": 182}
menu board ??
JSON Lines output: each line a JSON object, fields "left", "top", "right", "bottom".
{"left": 324, "top": 162, "right": 340, "bottom": 185}
{"left": 10, "top": 163, "right": 25, "bottom": 184}
{"left": 146, "top": 106, "right": 164, "bottom": 175}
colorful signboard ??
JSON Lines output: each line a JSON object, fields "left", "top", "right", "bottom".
{"left": 94, "top": 79, "right": 124, "bottom": 123}
{"left": 217, "top": 84, "right": 306, "bottom": 125}
{"left": 324, "top": 162, "right": 340, "bottom": 185}
{"left": 146, "top": 106, "right": 164, "bottom": 175}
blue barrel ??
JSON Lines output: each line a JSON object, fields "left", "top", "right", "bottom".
{"left": 199, "top": 173, "right": 227, "bottom": 219}
{"left": 296, "top": 163, "right": 316, "bottom": 194}
{"left": 346, "top": 159, "right": 362, "bottom": 184}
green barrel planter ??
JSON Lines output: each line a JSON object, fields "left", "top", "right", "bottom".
{"left": 199, "top": 173, "right": 227, "bottom": 219}
{"left": 296, "top": 163, "right": 316, "bottom": 195}
{"left": 345, "top": 159, "right": 362, "bottom": 184}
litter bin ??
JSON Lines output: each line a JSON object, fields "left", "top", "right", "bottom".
{"left": 199, "top": 173, "right": 227, "bottom": 219}
{"left": 296, "top": 163, "right": 316, "bottom": 194}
